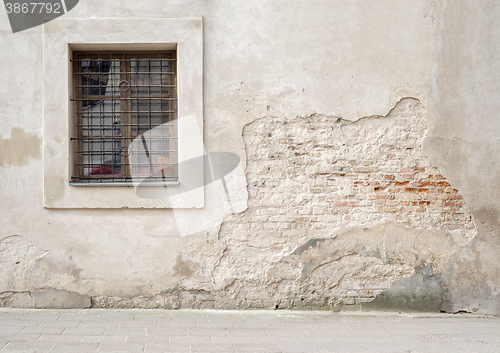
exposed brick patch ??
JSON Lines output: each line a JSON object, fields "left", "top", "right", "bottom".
{"left": 222, "top": 98, "right": 476, "bottom": 244}
{"left": 91, "top": 99, "right": 476, "bottom": 311}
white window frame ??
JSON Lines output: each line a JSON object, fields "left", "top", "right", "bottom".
{"left": 43, "top": 18, "right": 204, "bottom": 209}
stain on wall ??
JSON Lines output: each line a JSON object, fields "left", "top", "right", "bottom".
{"left": 0, "top": 128, "right": 42, "bottom": 167}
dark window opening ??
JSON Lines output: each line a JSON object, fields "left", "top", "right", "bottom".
{"left": 70, "top": 50, "right": 178, "bottom": 185}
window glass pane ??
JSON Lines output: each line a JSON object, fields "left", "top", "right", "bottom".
{"left": 72, "top": 51, "right": 178, "bottom": 184}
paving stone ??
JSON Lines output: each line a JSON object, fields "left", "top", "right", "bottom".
{"left": 196, "top": 320, "right": 236, "bottom": 328}
{"left": 51, "top": 342, "right": 99, "bottom": 351}
{"left": 19, "top": 326, "right": 65, "bottom": 335}
{"left": 186, "top": 328, "right": 228, "bottom": 336}
{"left": 233, "top": 322, "right": 275, "bottom": 329}
{"left": 38, "top": 319, "right": 82, "bottom": 328}
{"left": 36, "top": 334, "right": 84, "bottom": 342}
{"left": 63, "top": 327, "right": 106, "bottom": 336}
{"left": 0, "top": 326, "right": 24, "bottom": 334}
{"left": 146, "top": 327, "right": 187, "bottom": 336}
{"left": 97, "top": 342, "right": 145, "bottom": 351}
{"left": 81, "top": 335, "right": 127, "bottom": 343}
{"left": 0, "top": 334, "right": 40, "bottom": 343}
{"left": 19, "top": 313, "right": 61, "bottom": 321}
{"left": 227, "top": 328, "right": 268, "bottom": 337}
{"left": 2, "top": 341, "right": 55, "bottom": 351}
{"left": 126, "top": 335, "right": 169, "bottom": 343}
{"left": 118, "top": 320, "right": 158, "bottom": 328}
{"left": 212, "top": 336, "right": 255, "bottom": 344}
{"left": 252, "top": 336, "right": 299, "bottom": 344}
{"left": 59, "top": 313, "right": 100, "bottom": 321}
{"left": 169, "top": 335, "right": 211, "bottom": 344}
{"left": 234, "top": 343, "right": 282, "bottom": 352}
{"left": 144, "top": 342, "right": 190, "bottom": 352}
{"left": 171, "top": 315, "right": 208, "bottom": 323}
{"left": 158, "top": 320, "right": 197, "bottom": 328}
{"left": 79, "top": 321, "right": 119, "bottom": 328}
{"left": 208, "top": 315, "right": 246, "bottom": 323}
{"left": 190, "top": 343, "right": 236, "bottom": 352}
{"left": 103, "top": 327, "right": 146, "bottom": 336}
{"left": 265, "top": 328, "right": 309, "bottom": 337}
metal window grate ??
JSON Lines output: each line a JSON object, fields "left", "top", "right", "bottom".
{"left": 70, "top": 51, "right": 178, "bottom": 185}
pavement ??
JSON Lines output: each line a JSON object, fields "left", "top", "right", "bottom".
{"left": 0, "top": 309, "right": 498, "bottom": 353}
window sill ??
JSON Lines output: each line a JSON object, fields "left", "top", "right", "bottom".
{"left": 69, "top": 181, "right": 180, "bottom": 187}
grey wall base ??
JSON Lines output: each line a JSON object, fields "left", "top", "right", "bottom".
{"left": 11, "top": 289, "right": 91, "bottom": 309}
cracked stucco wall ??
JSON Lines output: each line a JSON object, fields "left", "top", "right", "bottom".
{"left": 1, "top": 0, "right": 500, "bottom": 314}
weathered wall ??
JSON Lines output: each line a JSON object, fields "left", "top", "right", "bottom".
{"left": 92, "top": 98, "right": 476, "bottom": 310}
{"left": 0, "top": 0, "right": 499, "bottom": 313}
{"left": 425, "top": 0, "right": 500, "bottom": 314}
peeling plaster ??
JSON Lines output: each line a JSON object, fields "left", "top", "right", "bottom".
{"left": 91, "top": 98, "right": 477, "bottom": 311}
{"left": 0, "top": 128, "right": 42, "bottom": 167}
{"left": 0, "top": 235, "right": 88, "bottom": 305}
{"left": 0, "top": 235, "right": 48, "bottom": 291}
{"left": 0, "top": 101, "right": 478, "bottom": 311}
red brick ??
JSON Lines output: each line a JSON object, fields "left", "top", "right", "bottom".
{"left": 354, "top": 167, "right": 377, "bottom": 173}
{"left": 378, "top": 207, "right": 398, "bottom": 213}
{"left": 375, "top": 194, "right": 395, "bottom": 200}
{"left": 402, "top": 173, "right": 415, "bottom": 179}
{"left": 413, "top": 181, "right": 437, "bottom": 187}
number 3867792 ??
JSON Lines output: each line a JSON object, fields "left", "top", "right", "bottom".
{"left": 5, "top": 2, "right": 63, "bottom": 14}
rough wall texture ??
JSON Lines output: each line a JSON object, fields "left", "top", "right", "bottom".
{"left": 91, "top": 98, "right": 475, "bottom": 311}
{"left": 425, "top": 0, "right": 500, "bottom": 315}
{"left": 1, "top": 0, "right": 499, "bottom": 314}
{"left": 234, "top": 98, "right": 474, "bottom": 245}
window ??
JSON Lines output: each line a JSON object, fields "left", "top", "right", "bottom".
{"left": 70, "top": 51, "right": 178, "bottom": 185}
{"left": 43, "top": 18, "right": 204, "bottom": 208}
